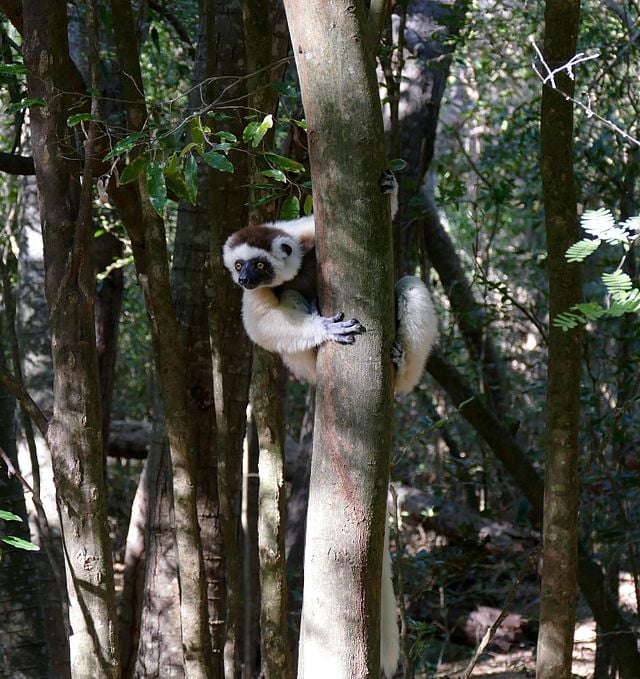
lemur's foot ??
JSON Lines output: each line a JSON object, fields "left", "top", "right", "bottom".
{"left": 380, "top": 170, "right": 397, "bottom": 195}
{"left": 391, "top": 340, "right": 404, "bottom": 365}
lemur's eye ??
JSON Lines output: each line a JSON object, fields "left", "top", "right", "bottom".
{"left": 256, "top": 262, "right": 265, "bottom": 270}
{"left": 234, "top": 261, "right": 243, "bottom": 271}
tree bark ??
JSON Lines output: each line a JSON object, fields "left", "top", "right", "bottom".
{"left": 172, "top": 2, "right": 228, "bottom": 673}
{"left": 536, "top": 2, "right": 582, "bottom": 678}
{"left": 251, "top": 349, "right": 292, "bottom": 679}
{"left": 205, "top": 3, "right": 253, "bottom": 675}
{"left": 282, "top": 2, "right": 395, "bottom": 676}
{"left": 109, "top": 1, "right": 213, "bottom": 675}
{"left": 22, "top": 1, "right": 119, "bottom": 676}
{"left": 0, "top": 375, "right": 51, "bottom": 678}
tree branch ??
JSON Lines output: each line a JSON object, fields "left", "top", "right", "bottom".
{"left": 0, "top": 363, "right": 48, "bottom": 438}
{"left": 0, "top": 151, "right": 35, "bottom": 175}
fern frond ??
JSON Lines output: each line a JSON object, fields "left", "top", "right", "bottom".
{"left": 565, "top": 238, "right": 600, "bottom": 262}
{"left": 581, "top": 208, "right": 629, "bottom": 244}
{"left": 602, "top": 271, "right": 633, "bottom": 300}
{"left": 553, "top": 311, "right": 583, "bottom": 331}
{"left": 573, "top": 302, "right": 606, "bottom": 321}
{"left": 620, "top": 215, "right": 640, "bottom": 236}
{"left": 609, "top": 289, "right": 640, "bottom": 316}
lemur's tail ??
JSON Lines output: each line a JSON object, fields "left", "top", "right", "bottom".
{"left": 381, "top": 520, "right": 400, "bottom": 678}
{"left": 394, "top": 276, "right": 438, "bottom": 396}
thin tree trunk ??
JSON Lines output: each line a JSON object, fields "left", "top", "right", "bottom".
{"left": 172, "top": 2, "right": 227, "bottom": 673}
{"left": 205, "top": 4, "right": 254, "bottom": 675}
{"left": 536, "top": 2, "right": 582, "bottom": 678}
{"left": 22, "top": 2, "right": 120, "bottom": 676}
{"left": 282, "top": 2, "right": 395, "bottom": 676}
{"left": 251, "top": 349, "right": 292, "bottom": 679}
{"left": 109, "top": 1, "right": 213, "bottom": 674}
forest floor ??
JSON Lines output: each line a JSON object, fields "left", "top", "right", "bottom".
{"left": 431, "top": 619, "right": 595, "bottom": 677}
{"left": 424, "top": 573, "right": 638, "bottom": 678}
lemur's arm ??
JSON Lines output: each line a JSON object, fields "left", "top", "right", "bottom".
{"left": 242, "top": 288, "right": 364, "bottom": 356}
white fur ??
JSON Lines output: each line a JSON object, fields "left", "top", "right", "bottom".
{"left": 393, "top": 276, "right": 437, "bottom": 396}
{"left": 222, "top": 237, "right": 303, "bottom": 287}
{"left": 381, "top": 520, "right": 400, "bottom": 678}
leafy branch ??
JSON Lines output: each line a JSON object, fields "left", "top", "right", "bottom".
{"left": 554, "top": 208, "right": 640, "bottom": 330}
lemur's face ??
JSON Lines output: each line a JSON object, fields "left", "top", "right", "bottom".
{"left": 223, "top": 225, "right": 302, "bottom": 289}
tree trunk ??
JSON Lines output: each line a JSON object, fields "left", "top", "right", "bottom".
{"left": 22, "top": 2, "right": 119, "bottom": 676}
{"left": 251, "top": 348, "right": 292, "bottom": 679}
{"left": 536, "top": 2, "right": 582, "bottom": 678}
{"left": 0, "top": 376, "right": 51, "bottom": 678}
{"left": 134, "top": 422, "right": 184, "bottom": 678}
{"left": 282, "top": 2, "right": 395, "bottom": 676}
{"left": 171, "top": 2, "right": 229, "bottom": 673}
{"left": 205, "top": 3, "right": 254, "bottom": 675}
{"left": 109, "top": 2, "right": 214, "bottom": 675}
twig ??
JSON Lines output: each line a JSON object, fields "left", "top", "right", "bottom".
{"left": 458, "top": 545, "right": 540, "bottom": 678}
{"left": 531, "top": 40, "right": 640, "bottom": 148}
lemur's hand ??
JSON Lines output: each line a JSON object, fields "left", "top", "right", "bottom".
{"left": 323, "top": 312, "right": 366, "bottom": 344}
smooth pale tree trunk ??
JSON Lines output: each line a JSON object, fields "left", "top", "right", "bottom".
{"left": 21, "top": 1, "right": 120, "bottom": 676}
{"left": 536, "top": 2, "right": 582, "bottom": 678}
{"left": 251, "top": 349, "right": 292, "bottom": 679}
{"left": 282, "top": 2, "right": 395, "bottom": 677}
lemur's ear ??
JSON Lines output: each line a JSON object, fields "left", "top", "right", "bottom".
{"left": 272, "top": 235, "right": 297, "bottom": 260}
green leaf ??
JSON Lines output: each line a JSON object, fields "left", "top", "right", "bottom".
{"left": 104, "top": 132, "right": 146, "bottom": 161}
{"left": 553, "top": 311, "right": 583, "bottom": 331}
{"left": 573, "top": 302, "right": 606, "bottom": 321}
{"left": 280, "top": 196, "right": 300, "bottom": 220}
{"left": 2, "top": 535, "right": 40, "bottom": 551}
{"left": 248, "top": 193, "right": 281, "bottom": 207}
{"left": 189, "top": 117, "right": 207, "bottom": 149}
{"left": 260, "top": 169, "right": 287, "bottom": 183}
{"left": 119, "top": 153, "right": 150, "bottom": 185}
{"left": 67, "top": 113, "right": 98, "bottom": 127}
{"left": 565, "top": 238, "right": 600, "bottom": 262}
{"left": 216, "top": 131, "right": 238, "bottom": 143}
{"left": 303, "top": 194, "right": 313, "bottom": 216}
{"left": 184, "top": 154, "right": 198, "bottom": 204}
{"left": 210, "top": 142, "right": 234, "bottom": 153}
{"left": 243, "top": 121, "right": 260, "bottom": 143}
{"left": 202, "top": 151, "right": 234, "bottom": 173}
{"left": 264, "top": 152, "right": 305, "bottom": 173}
{"left": 272, "top": 82, "right": 299, "bottom": 98}
{"left": 0, "top": 510, "right": 22, "bottom": 522}
{"left": 6, "top": 98, "right": 46, "bottom": 114}
{"left": 388, "top": 158, "right": 408, "bottom": 172}
{"left": 145, "top": 161, "right": 167, "bottom": 215}
{"left": 0, "top": 63, "right": 28, "bottom": 76}
{"left": 207, "top": 111, "right": 234, "bottom": 122}
{"left": 249, "top": 114, "right": 273, "bottom": 148}
{"left": 602, "top": 271, "right": 632, "bottom": 298}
